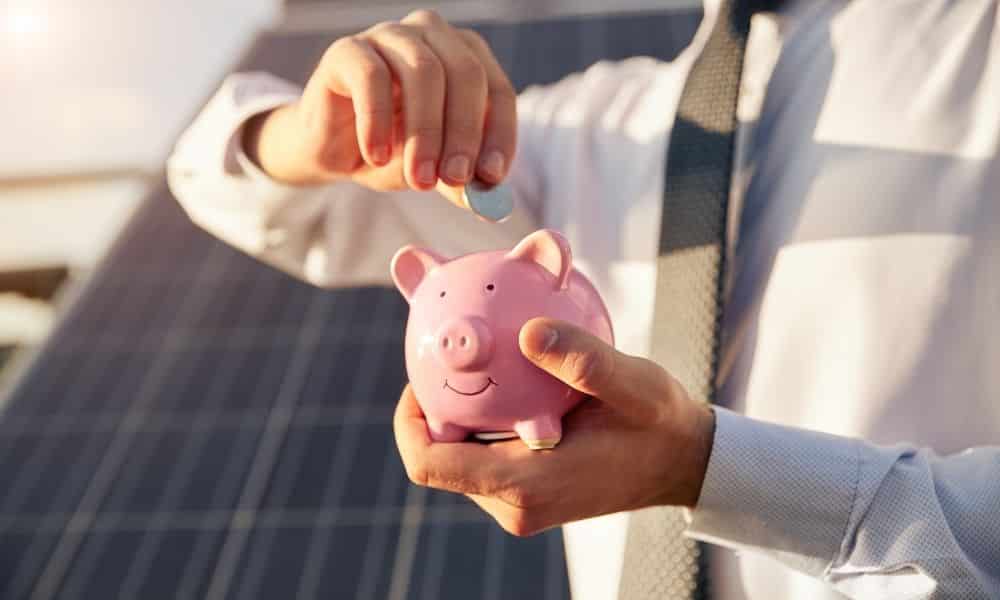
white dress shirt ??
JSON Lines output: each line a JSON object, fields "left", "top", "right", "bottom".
{"left": 167, "top": 1, "right": 1000, "bottom": 598}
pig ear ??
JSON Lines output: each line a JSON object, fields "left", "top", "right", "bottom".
{"left": 391, "top": 246, "right": 446, "bottom": 302}
{"left": 506, "top": 229, "right": 572, "bottom": 291}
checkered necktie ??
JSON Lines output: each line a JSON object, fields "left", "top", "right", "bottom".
{"left": 617, "top": 1, "right": 775, "bottom": 598}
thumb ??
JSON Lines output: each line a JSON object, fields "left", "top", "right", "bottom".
{"left": 518, "top": 318, "right": 670, "bottom": 421}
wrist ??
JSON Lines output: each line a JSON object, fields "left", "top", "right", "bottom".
{"left": 653, "top": 400, "right": 716, "bottom": 509}
{"left": 242, "top": 104, "right": 298, "bottom": 183}
{"left": 681, "top": 404, "right": 716, "bottom": 507}
{"left": 241, "top": 103, "right": 332, "bottom": 186}
{"left": 242, "top": 107, "right": 277, "bottom": 171}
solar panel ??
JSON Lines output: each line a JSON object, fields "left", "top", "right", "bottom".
{"left": 0, "top": 9, "right": 700, "bottom": 599}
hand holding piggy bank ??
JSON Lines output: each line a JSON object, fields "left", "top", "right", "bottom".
{"left": 391, "top": 229, "right": 614, "bottom": 450}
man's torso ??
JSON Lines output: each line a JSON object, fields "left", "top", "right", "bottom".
{"left": 553, "top": 1, "right": 1000, "bottom": 598}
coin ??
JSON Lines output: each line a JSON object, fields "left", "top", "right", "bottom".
{"left": 463, "top": 179, "right": 513, "bottom": 223}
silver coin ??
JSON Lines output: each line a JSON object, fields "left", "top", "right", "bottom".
{"left": 463, "top": 180, "right": 513, "bottom": 222}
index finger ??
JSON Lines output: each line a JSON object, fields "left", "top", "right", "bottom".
{"left": 393, "top": 385, "right": 519, "bottom": 496}
{"left": 457, "top": 29, "right": 517, "bottom": 184}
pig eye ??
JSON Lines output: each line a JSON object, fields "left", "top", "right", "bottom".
{"left": 485, "top": 283, "right": 495, "bottom": 292}
{"left": 439, "top": 291, "right": 446, "bottom": 298}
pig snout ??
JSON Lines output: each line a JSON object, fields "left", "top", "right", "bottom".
{"left": 433, "top": 316, "right": 494, "bottom": 371}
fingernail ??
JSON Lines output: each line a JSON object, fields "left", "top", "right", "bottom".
{"left": 478, "top": 151, "right": 505, "bottom": 181}
{"left": 542, "top": 326, "right": 559, "bottom": 353}
{"left": 371, "top": 145, "right": 389, "bottom": 165}
{"left": 416, "top": 160, "right": 437, "bottom": 186}
{"left": 444, "top": 155, "right": 471, "bottom": 182}
{"left": 522, "top": 323, "right": 559, "bottom": 360}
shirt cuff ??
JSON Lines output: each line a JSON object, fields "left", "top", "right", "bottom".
{"left": 685, "top": 407, "right": 862, "bottom": 576}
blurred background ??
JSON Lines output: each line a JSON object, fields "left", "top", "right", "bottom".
{"left": 0, "top": 1, "right": 699, "bottom": 598}
{"left": 1, "top": 0, "right": 280, "bottom": 369}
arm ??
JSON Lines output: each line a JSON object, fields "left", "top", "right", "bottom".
{"left": 167, "top": 74, "right": 537, "bottom": 288}
{"left": 168, "top": 11, "right": 668, "bottom": 290}
{"left": 687, "top": 409, "right": 1000, "bottom": 599}
{"left": 392, "top": 318, "right": 1000, "bottom": 599}
{"left": 167, "top": 11, "right": 541, "bottom": 288}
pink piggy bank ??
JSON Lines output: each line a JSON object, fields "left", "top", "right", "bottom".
{"left": 390, "top": 229, "right": 614, "bottom": 450}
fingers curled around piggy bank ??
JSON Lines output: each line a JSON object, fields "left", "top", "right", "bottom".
{"left": 392, "top": 319, "right": 719, "bottom": 537}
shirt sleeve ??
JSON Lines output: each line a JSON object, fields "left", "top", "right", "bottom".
{"left": 166, "top": 57, "right": 672, "bottom": 291}
{"left": 686, "top": 407, "right": 1000, "bottom": 599}
{"left": 166, "top": 72, "right": 543, "bottom": 289}
{"left": 166, "top": 71, "right": 345, "bottom": 285}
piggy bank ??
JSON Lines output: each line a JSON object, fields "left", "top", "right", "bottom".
{"left": 390, "top": 229, "right": 614, "bottom": 450}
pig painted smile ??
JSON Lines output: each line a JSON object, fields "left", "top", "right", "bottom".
{"left": 444, "top": 377, "right": 498, "bottom": 396}
{"left": 391, "top": 229, "right": 614, "bottom": 450}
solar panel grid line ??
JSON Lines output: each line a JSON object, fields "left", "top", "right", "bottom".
{"left": 2, "top": 434, "right": 113, "bottom": 522}
{"left": 291, "top": 293, "right": 403, "bottom": 600}
{"left": 544, "top": 528, "right": 567, "bottom": 600}
{"left": 3, "top": 506, "right": 492, "bottom": 540}
{"left": 172, "top": 516, "right": 229, "bottom": 598}
{"left": 1, "top": 413, "right": 121, "bottom": 435}
{"left": 129, "top": 309, "right": 280, "bottom": 593}
{"left": 415, "top": 498, "right": 451, "bottom": 600}
{"left": 15, "top": 349, "right": 134, "bottom": 421}
{"left": 113, "top": 272, "right": 295, "bottom": 600}
{"left": 94, "top": 264, "right": 289, "bottom": 284}
{"left": 1, "top": 526, "right": 65, "bottom": 600}
{"left": 293, "top": 402, "right": 396, "bottom": 426}
{"left": 252, "top": 503, "right": 486, "bottom": 529}
{"left": 233, "top": 424, "right": 331, "bottom": 594}
{"left": 23, "top": 244, "right": 240, "bottom": 600}
{"left": 201, "top": 290, "right": 340, "bottom": 600}
{"left": 296, "top": 468, "right": 411, "bottom": 600}
{"left": 173, "top": 315, "right": 341, "bottom": 598}
{"left": 351, "top": 441, "right": 410, "bottom": 600}
{"left": 1, "top": 283, "right": 201, "bottom": 598}
{"left": 385, "top": 485, "right": 429, "bottom": 600}
{"left": 0, "top": 402, "right": 396, "bottom": 437}
{"left": 290, "top": 486, "right": 350, "bottom": 597}
{"left": 57, "top": 429, "right": 200, "bottom": 598}
{"left": 49, "top": 320, "right": 401, "bottom": 355}
{"left": 0, "top": 386, "right": 98, "bottom": 514}
{"left": 167, "top": 291, "right": 345, "bottom": 513}
{"left": 220, "top": 291, "right": 402, "bottom": 600}
{"left": 480, "top": 522, "right": 507, "bottom": 600}
{"left": 3, "top": 257, "right": 203, "bottom": 598}
{"left": 0, "top": 294, "right": 173, "bottom": 518}
{"left": 428, "top": 496, "right": 477, "bottom": 584}
{"left": 344, "top": 436, "right": 410, "bottom": 600}
{"left": 95, "top": 351, "right": 237, "bottom": 511}
{"left": 173, "top": 440, "right": 292, "bottom": 592}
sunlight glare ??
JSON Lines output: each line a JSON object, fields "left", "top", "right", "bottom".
{"left": 3, "top": 9, "right": 46, "bottom": 37}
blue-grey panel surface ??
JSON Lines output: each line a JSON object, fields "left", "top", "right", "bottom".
{"left": 0, "top": 9, "right": 700, "bottom": 599}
